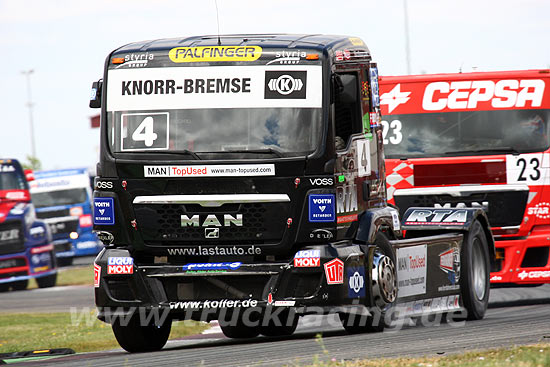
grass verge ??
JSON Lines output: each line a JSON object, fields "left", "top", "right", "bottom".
{"left": 304, "top": 334, "right": 550, "bottom": 367}
{"left": 0, "top": 312, "right": 208, "bottom": 354}
{"left": 29, "top": 265, "right": 94, "bottom": 289}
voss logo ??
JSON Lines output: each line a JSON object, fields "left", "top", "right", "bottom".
{"left": 309, "top": 178, "right": 334, "bottom": 186}
{"left": 422, "top": 79, "right": 545, "bottom": 111}
{"left": 265, "top": 71, "right": 307, "bottom": 99}
{"left": 95, "top": 181, "right": 113, "bottom": 190}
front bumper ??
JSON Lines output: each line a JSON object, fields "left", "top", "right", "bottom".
{"left": 95, "top": 243, "right": 373, "bottom": 322}
{"left": 490, "top": 227, "right": 550, "bottom": 285}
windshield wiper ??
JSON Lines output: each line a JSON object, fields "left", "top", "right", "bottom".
{"left": 148, "top": 150, "right": 202, "bottom": 160}
{"left": 223, "top": 148, "right": 284, "bottom": 158}
{"left": 444, "top": 147, "right": 521, "bottom": 155}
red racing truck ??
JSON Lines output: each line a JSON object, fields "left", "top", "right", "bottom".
{"left": 380, "top": 69, "right": 550, "bottom": 286}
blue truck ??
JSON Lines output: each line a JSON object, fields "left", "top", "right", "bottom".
{"left": 0, "top": 159, "right": 57, "bottom": 291}
{"left": 29, "top": 168, "right": 102, "bottom": 265}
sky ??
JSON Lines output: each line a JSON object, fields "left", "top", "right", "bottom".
{"left": 1, "top": 0, "right": 549, "bottom": 171}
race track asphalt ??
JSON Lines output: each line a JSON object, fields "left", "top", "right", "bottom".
{"left": 2, "top": 285, "right": 549, "bottom": 366}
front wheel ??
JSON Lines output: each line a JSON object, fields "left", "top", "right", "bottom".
{"left": 36, "top": 273, "right": 57, "bottom": 288}
{"left": 460, "top": 220, "right": 490, "bottom": 320}
{"left": 112, "top": 316, "right": 172, "bottom": 353}
{"left": 340, "top": 232, "right": 397, "bottom": 333}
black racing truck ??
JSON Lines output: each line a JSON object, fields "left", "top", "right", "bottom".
{"left": 90, "top": 34, "right": 495, "bottom": 353}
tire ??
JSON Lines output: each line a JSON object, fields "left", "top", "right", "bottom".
{"left": 12, "top": 280, "right": 28, "bottom": 291}
{"left": 340, "top": 232, "right": 396, "bottom": 333}
{"left": 57, "top": 257, "right": 74, "bottom": 267}
{"left": 112, "top": 316, "right": 172, "bottom": 353}
{"left": 36, "top": 273, "right": 57, "bottom": 288}
{"left": 260, "top": 309, "right": 299, "bottom": 337}
{"left": 460, "top": 220, "right": 490, "bottom": 320}
{"left": 220, "top": 310, "right": 260, "bottom": 338}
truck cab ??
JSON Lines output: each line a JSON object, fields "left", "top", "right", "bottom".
{"left": 91, "top": 34, "right": 494, "bottom": 353}
{"left": 0, "top": 159, "right": 57, "bottom": 291}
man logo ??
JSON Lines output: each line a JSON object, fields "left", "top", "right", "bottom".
{"left": 265, "top": 71, "right": 307, "bottom": 99}
{"left": 205, "top": 228, "right": 220, "bottom": 239}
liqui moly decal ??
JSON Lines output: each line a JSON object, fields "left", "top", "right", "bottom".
{"left": 324, "top": 258, "right": 344, "bottom": 284}
{"left": 380, "top": 76, "right": 550, "bottom": 114}
{"left": 294, "top": 249, "right": 321, "bottom": 267}
{"left": 107, "top": 257, "right": 134, "bottom": 274}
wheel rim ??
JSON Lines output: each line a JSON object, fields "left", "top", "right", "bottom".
{"left": 472, "top": 237, "right": 487, "bottom": 301}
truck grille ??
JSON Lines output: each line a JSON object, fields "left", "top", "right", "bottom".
{"left": 47, "top": 219, "right": 79, "bottom": 237}
{"left": 0, "top": 220, "right": 25, "bottom": 256}
{"left": 134, "top": 202, "right": 289, "bottom": 243}
{"left": 36, "top": 208, "right": 70, "bottom": 219}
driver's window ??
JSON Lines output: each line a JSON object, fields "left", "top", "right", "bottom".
{"left": 334, "top": 73, "right": 361, "bottom": 150}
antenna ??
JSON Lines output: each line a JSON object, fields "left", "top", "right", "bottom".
{"left": 214, "top": 0, "right": 221, "bottom": 46}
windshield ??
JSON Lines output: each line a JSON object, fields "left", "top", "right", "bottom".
{"left": 382, "top": 109, "right": 550, "bottom": 158}
{"left": 32, "top": 188, "right": 88, "bottom": 208}
{"left": 108, "top": 108, "right": 321, "bottom": 156}
{"left": 0, "top": 165, "right": 26, "bottom": 191}
{"left": 105, "top": 63, "right": 323, "bottom": 158}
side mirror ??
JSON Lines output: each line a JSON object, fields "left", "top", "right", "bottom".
{"left": 89, "top": 80, "right": 102, "bottom": 109}
{"left": 24, "top": 169, "right": 34, "bottom": 182}
{"left": 335, "top": 74, "right": 357, "bottom": 104}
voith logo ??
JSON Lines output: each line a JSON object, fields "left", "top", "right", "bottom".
{"left": 380, "top": 84, "right": 411, "bottom": 113}
{"left": 324, "top": 258, "right": 344, "bottom": 284}
{"left": 265, "top": 71, "right": 307, "bottom": 99}
{"left": 107, "top": 257, "right": 134, "bottom": 275}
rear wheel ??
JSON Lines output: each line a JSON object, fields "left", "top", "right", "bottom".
{"left": 12, "top": 280, "right": 28, "bottom": 291}
{"left": 260, "top": 309, "right": 299, "bottom": 337}
{"left": 460, "top": 220, "right": 490, "bottom": 320}
{"left": 57, "top": 257, "right": 74, "bottom": 267}
{"left": 220, "top": 310, "right": 260, "bottom": 338}
{"left": 340, "top": 232, "right": 397, "bottom": 333}
{"left": 36, "top": 273, "right": 57, "bottom": 288}
{"left": 112, "top": 315, "right": 172, "bottom": 353}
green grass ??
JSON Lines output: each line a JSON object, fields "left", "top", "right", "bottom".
{"left": 28, "top": 265, "right": 94, "bottom": 289}
{"left": 301, "top": 334, "right": 550, "bottom": 367}
{"left": 0, "top": 312, "right": 208, "bottom": 354}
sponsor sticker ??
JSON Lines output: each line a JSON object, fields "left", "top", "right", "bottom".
{"left": 168, "top": 46, "right": 262, "bottom": 63}
{"left": 170, "top": 299, "right": 259, "bottom": 309}
{"left": 347, "top": 267, "right": 365, "bottom": 297}
{"left": 324, "top": 258, "right": 344, "bottom": 284}
{"left": 396, "top": 245, "right": 427, "bottom": 297}
{"left": 121, "top": 112, "right": 169, "bottom": 151}
{"left": 94, "top": 263, "right": 101, "bottom": 287}
{"left": 107, "top": 257, "right": 134, "bottom": 274}
{"left": 349, "top": 37, "right": 365, "bottom": 46}
{"left": 309, "top": 194, "right": 336, "bottom": 222}
{"left": 294, "top": 249, "right": 321, "bottom": 267}
{"left": 107, "top": 65, "right": 322, "bottom": 111}
{"left": 518, "top": 270, "right": 550, "bottom": 280}
{"left": 266, "top": 50, "right": 307, "bottom": 65}
{"left": 527, "top": 202, "right": 550, "bottom": 219}
{"left": 273, "top": 300, "right": 296, "bottom": 307}
{"left": 404, "top": 209, "right": 468, "bottom": 225}
{"left": 182, "top": 262, "right": 241, "bottom": 272}
{"left": 93, "top": 198, "right": 115, "bottom": 225}
{"left": 264, "top": 71, "right": 307, "bottom": 99}
{"left": 309, "top": 228, "right": 333, "bottom": 240}
{"left": 439, "top": 247, "right": 461, "bottom": 285}
{"left": 144, "top": 164, "right": 275, "bottom": 177}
